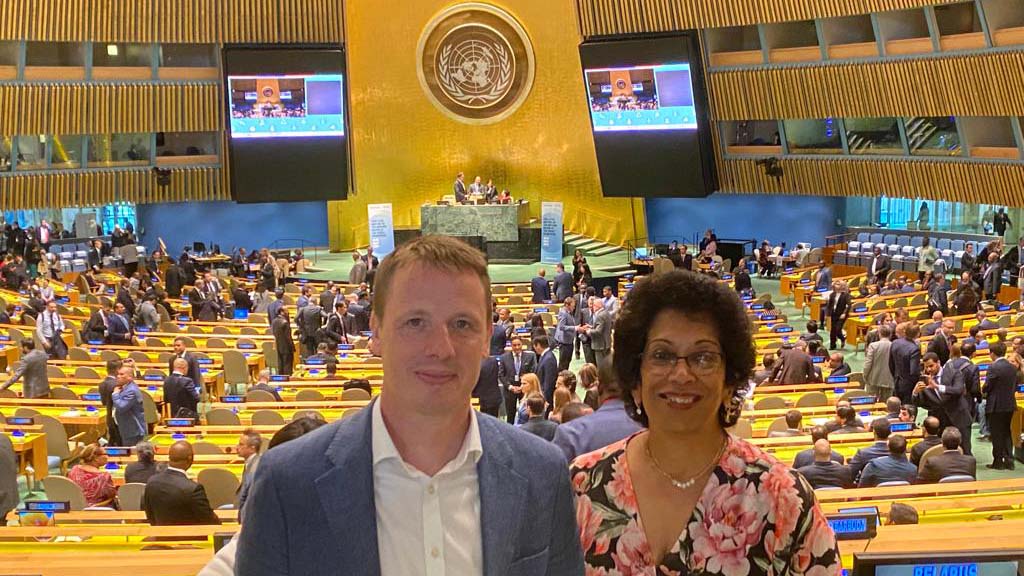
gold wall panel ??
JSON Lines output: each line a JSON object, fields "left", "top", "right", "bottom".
{"left": 709, "top": 51, "right": 1024, "bottom": 120}
{"left": 0, "top": 83, "right": 220, "bottom": 136}
{"left": 0, "top": 0, "right": 344, "bottom": 43}
{"left": 577, "top": 0, "right": 963, "bottom": 36}
{"left": 335, "top": 0, "right": 645, "bottom": 251}
{"left": 718, "top": 157, "right": 1024, "bottom": 206}
{"left": 0, "top": 167, "right": 228, "bottom": 211}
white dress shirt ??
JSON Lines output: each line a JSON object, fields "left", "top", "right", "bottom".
{"left": 37, "top": 311, "right": 64, "bottom": 340}
{"left": 372, "top": 400, "right": 483, "bottom": 576}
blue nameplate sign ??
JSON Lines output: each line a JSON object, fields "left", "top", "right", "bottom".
{"left": 833, "top": 387, "right": 846, "bottom": 394}
{"left": 890, "top": 422, "right": 914, "bottom": 432}
{"left": 0, "top": 335, "right": 9, "bottom": 341}
{"left": 534, "top": 308, "right": 549, "bottom": 313}
{"left": 722, "top": 274, "right": 733, "bottom": 280}
{"left": 774, "top": 326, "right": 793, "bottom": 333}
{"left": 751, "top": 304, "right": 765, "bottom": 310}
{"left": 81, "top": 393, "right": 101, "bottom": 401}
{"left": 143, "top": 375, "right": 163, "bottom": 381}
{"left": 338, "top": 344, "right": 355, "bottom": 351}
{"left": 360, "top": 331, "right": 373, "bottom": 337}
{"left": 88, "top": 339, "right": 104, "bottom": 345}
{"left": 812, "top": 356, "right": 826, "bottom": 363}
{"left": 1018, "top": 384, "right": 1024, "bottom": 393}
{"left": 238, "top": 343, "right": 256, "bottom": 349}
{"left": 850, "top": 396, "right": 876, "bottom": 405}
{"left": 26, "top": 501, "right": 70, "bottom": 513}
{"left": 826, "top": 512, "right": 877, "bottom": 540}
{"left": 978, "top": 363, "right": 990, "bottom": 371}
{"left": 5, "top": 416, "right": 33, "bottom": 426}
{"left": 801, "top": 279, "right": 811, "bottom": 284}
{"left": 306, "top": 358, "right": 324, "bottom": 365}
{"left": 998, "top": 305, "right": 1011, "bottom": 311}
{"left": 816, "top": 287, "right": 829, "bottom": 293}
{"left": 57, "top": 297, "right": 69, "bottom": 304}
{"left": 219, "top": 395, "right": 245, "bottom": 403}
{"left": 165, "top": 418, "right": 195, "bottom": 427}
{"left": 827, "top": 376, "right": 849, "bottom": 384}
{"left": 853, "top": 305, "right": 868, "bottom": 313}
{"left": 105, "top": 447, "right": 131, "bottom": 457}
{"left": 859, "top": 410, "right": 871, "bottom": 417}
{"left": 785, "top": 267, "right": 794, "bottom": 272}
{"left": 198, "top": 358, "right": 213, "bottom": 364}
{"left": 136, "top": 326, "right": 149, "bottom": 332}
{"left": 178, "top": 315, "right": 190, "bottom": 321}
{"left": 271, "top": 375, "right": 289, "bottom": 382}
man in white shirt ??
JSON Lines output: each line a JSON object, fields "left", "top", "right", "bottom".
{"left": 238, "top": 235, "right": 583, "bottom": 575}
{"left": 36, "top": 300, "right": 67, "bottom": 359}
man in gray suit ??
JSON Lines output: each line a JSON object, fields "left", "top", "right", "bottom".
{"left": 587, "top": 298, "right": 613, "bottom": 367}
{"left": 863, "top": 324, "right": 894, "bottom": 400}
{"left": 238, "top": 235, "right": 584, "bottom": 575}
{"left": 1, "top": 340, "right": 50, "bottom": 398}
{"left": 349, "top": 251, "right": 367, "bottom": 285}
{"left": 0, "top": 434, "right": 18, "bottom": 518}
{"left": 552, "top": 262, "right": 574, "bottom": 302}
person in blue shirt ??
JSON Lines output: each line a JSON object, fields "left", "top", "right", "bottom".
{"left": 858, "top": 434, "right": 918, "bottom": 487}
{"left": 112, "top": 365, "right": 147, "bottom": 447}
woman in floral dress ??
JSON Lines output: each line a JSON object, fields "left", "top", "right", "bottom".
{"left": 571, "top": 270, "right": 841, "bottom": 575}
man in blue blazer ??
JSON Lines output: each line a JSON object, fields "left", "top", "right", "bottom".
{"left": 530, "top": 268, "right": 551, "bottom": 304}
{"left": 238, "top": 236, "right": 583, "bottom": 575}
{"left": 532, "top": 334, "right": 559, "bottom": 405}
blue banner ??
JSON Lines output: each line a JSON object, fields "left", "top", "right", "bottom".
{"left": 540, "top": 202, "right": 563, "bottom": 264}
{"left": 367, "top": 203, "right": 395, "bottom": 258}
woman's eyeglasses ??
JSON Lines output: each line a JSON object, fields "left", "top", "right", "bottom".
{"left": 640, "top": 349, "right": 723, "bottom": 375}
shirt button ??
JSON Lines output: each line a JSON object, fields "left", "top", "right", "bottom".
{"left": 431, "top": 547, "right": 440, "bottom": 558}
{"left": 427, "top": 484, "right": 436, "bottom": 495}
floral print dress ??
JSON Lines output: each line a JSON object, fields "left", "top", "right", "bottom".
{"left": 571, "top": 434, "right": 842, "bottom": 576}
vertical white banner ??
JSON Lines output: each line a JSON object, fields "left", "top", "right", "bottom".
{"left": 540, "top": 202, "right": 564, "bottom": 264}
{"left": 367, "top": 203, "right": 395, "bottom": 257}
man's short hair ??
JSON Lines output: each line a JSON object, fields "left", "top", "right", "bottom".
{"left": 887, "top": 434, "right": 907, "bottom": 456}
{"left": 525, "top": 393, "right": 545, "bottom": 416}
{"left": 889, "top": 503, "right": 919, "bottom": 525}
{"left": 316, "top": 342, "right": 330, "bottom": 354}
{"left": 806, "top": 320, "right": 818, "bottom": 333}
{"left": 173, "top": 336, "right": 188, "bottom": 346}
{"left": 533, "top": 334, "right": 549, "bottom": 350}
{"left": 886, "top": 396, "right": 902, "bottom": 414}
{"left": 560, "top": 402, "right": 590, "bottom": 424}
{"left": 878, "top": 324, "right": 892, "bottom": 339}
{"left": 922, "top": 352, "right": 940, "bottom": 364}
{"left": 872, "top": 417, "right": 892, "bottom": 439}
{"left": 941, "top": 426, "right": 962, "bottom": 450}
{"left": 961, "top": 342, "right": 976, "bottom": 358}
{"left": 372, "top": 235, "right": 490, "bottom": 321}
{"left": 836, "top": 405, "right": 856, "bottom": 425}
{"left": 785, "top": 409, "right": 802, "bottom": 429}
{"left": 810, "top": 425, "right": 829, "bottom": 443}
{"left": 923, "top": 416, "right": 941, "bottom": 436}
{"left": 240, "top": 429, "right": 263, "bottom": 451}
{"left": 106, "top": 359, "right": 123, "bottom": 375}
{"left": 257, "top": 368, "right": 272, "bottom": 381}
{"left": 904, "top": 323, "right": 920, "bottom": 339}
{"left": 20, "top": 340, "right": 34, "bottom": 351}
{"left": 990, "top": 340, "right": 1007, "bottom": 357}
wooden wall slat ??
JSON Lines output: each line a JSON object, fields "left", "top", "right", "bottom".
{"left": 0, "top": 0, "right": 344, "bottom": 43}
{"left": 577, "top": 0, "right": 965, "bottom": 35}
{"left": 709, "top": 51, "right": 1024, "bottom": 120}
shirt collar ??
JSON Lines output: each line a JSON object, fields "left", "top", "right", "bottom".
{"left": 371, "top": 399, "right": 482, "bottom": 474}
{"left": 167, "top": 466, "right": 188, "bottom": 476}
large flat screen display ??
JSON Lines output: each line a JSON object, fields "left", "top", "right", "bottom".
{"left": 579, "top": 33, "right": 717, "bottom": 198}
{"left": 223, "top": 46, "right": 350, "bottom": 203}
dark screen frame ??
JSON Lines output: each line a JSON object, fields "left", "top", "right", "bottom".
{"left": 578, "top": 32, "right": 718, "bottom": 198}
{"left": 222, "top": 44, "right": 352, "bottom": 203}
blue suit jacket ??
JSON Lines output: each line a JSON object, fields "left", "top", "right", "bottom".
{"left": 536, "top": 349, "right": 559, "bottom": 404}
{"left": 531, "top": 277, "right": 551, "bottom": 304}
{"left": 237, "top": 400, "right": 584, "bottom": 575}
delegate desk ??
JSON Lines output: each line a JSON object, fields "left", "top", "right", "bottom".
{"left": 4, "top": 429, "right": 48, "bottom": 479}
{"left": 421, "top": 202, "right": 530, "bottom": 243}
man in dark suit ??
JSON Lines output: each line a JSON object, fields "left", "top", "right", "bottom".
{"left": 472, "top": 356, "right": 502, "bottom": 417}
{"left": 271, "top": 308, "right": 295, "bottom": 376}
{"left": 98, "top": 359, "right": 123, "bottom": 446}
{"left": 533, "top": 334, "right": 559, "bottom": 405}
{"left": 848, "top": 418, "right": 893, "bottom": 482}
{"left": 489, "top": 308, "right": 513, "bottom": 357}
{"left": 142, "top": 441, "right": 221, "bottom": 525}
{"left": 797, "top": 439, "right": 853, "bottom": 489}
{"left": 453, "top": 171, "right": 467, "bottom": 203}
{"left": 768, "top": 410, "right": 805, "bottom": 438}
{"left": 361, "top": 248, "right": 379, "bottom": 287}
{"left": 520, "top": 393, "right": 558, "bottom": 441}
{"left": 926, "top": 320, "right": 954, "bottom": 366}
{"left": 81, "top": 301, "right": 111, "bottom": 343}
{"left": 825, "top": 281, "right": 850, "bottom": 349}
{"left": 295, "top": 302, "right": 323, "bottom": 360}
{"left": 169, "top": 338, "right": 204, "bottom": 397}
{"left": 320, "top": 301, "right": 355, "bottom": 350}
{"left": 107, "top": 302, "right": 134, "bottom": 345}
{"left": 1, "top": 340, "right": 50, "bottom": 399}
{"left": 87, "top": 239, "right": 103, "bottom": 270}
{"left": 858, "top": 434, "right": 918, "bottom": 487}
{"left": 266, "top": 289, "right": 285, "bottom": 327}
{"left": 910, "top": 416, "right": 943, "bottom": 466}
{"left": 792, "top": 426, "right": 845, "bottom": 469}
{"left": 868, "top": 246, "right": 891, "bottom": 285}
{"left": 318, "top": 282, "right": 337, "bottom": 312}
{"left": 587, "top": 298, "right": 613, "bottom": 367}
{"left": 552, "top": 263, "right": 573, "bottom": 302}
{"left": 164, "top": 358, "right": 200, "bottom": 418}
{"left": 827, "top": 352, "right": 852, "bottom": 377}
{"left": 919, "top": 427, "right": 977, "bottom": 483}
{"left": 975, "top": 310, "right": 1000, "bottom": 331}
{"left": 889, "top": 322, "right": 922, "bottom": 404}
{"left": 984, "top": 341, "right": 1018, "bottom": 470}
{"left": 498, "top": 337, "right": 536, "bottom": 424}
{"left": 0, "top": 433, "right": 18, "bottom": 519}
{"left": 530, "top": 268, "right": 551, "bottom": 304}
{"left": 983, "top": 252, "right": 1002, "bottom": 301}
{"left": 769, "top": 341, "right": 816, "bottom": 385}
{"left": 116, "top": 280, "right": 136, "bottom": 319}
{"left": 915, "top": 351, "right": 973, "bottom": 456}
{"left": 163, "top": 257, "right": 185, "bottom": 299}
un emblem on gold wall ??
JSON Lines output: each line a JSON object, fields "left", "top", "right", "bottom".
{"left": 417, "top": 3, "right": 535, "bottom": 125}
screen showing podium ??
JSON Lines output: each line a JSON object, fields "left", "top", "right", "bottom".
{"left": 853, "top": 552, "right": 1024, "bottom": 576}
{"left": 579, "top": 33, "right": 717, "bottom": 199}
{"left": 223, "top": 46, "right": 350, "bottom": 203}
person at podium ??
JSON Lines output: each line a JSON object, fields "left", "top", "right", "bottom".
{"left": 469, "top": 175, "right": 484, "bottom": 196}
{"left": 453, "top": 171, "right": 467, "bottom": 204}
{"left": 484, "top": 179, "right": 498, "bottom": 203}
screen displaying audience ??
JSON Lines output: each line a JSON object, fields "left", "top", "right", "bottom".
{"left": 222, "top": 47, "right": 350, "bottom": 203}
{"left": 584, "top": 64, "right": 697, "bottom": 132}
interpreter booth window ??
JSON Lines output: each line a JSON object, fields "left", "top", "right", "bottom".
{"left": 88, "top": 133, "right": 151, "bottom": 167}
{"left": 906, "top": 116, "right": 962, "bottom": 156}
{"left": 25, "top": 42, "right": 86, "bottom": 67}
{"left": 101, "top": 203, "right": 137, "bottom": 235}
{"left": 844, "top": 118, "right": 903, "bottom": 155}
{"left": 16, "top": 136, "right": 48, "bottom": 170}
{"left": 783, "top": 119, "right": 843, "bottom": 154}
{"left": 50, "top": 135, "right": 83, "bottom": 169}
{"left": 846, "top": 196, "right": 990, "bottom": 234}
{"left": 722, "top": 120, "right": 781, "bottom": 154}
{"left": 0, "top": 138, "right": 11, "bottom": 172}
{"left": 155, "top": 132, "right": 218, "bottom": 165}
{"left": 159, "top": 44, "right": 217, "bottom": 67}
{"left": 93, "top": 43, "right": 152, "bottom": 67}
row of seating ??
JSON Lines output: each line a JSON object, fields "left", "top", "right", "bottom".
{"left": 834, "top": 232, "right": 993, "bottom": 273}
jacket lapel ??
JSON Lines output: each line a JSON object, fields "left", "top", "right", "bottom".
{"left": 314, "top": 403, "right": 381, "bottom": 575}
{"left": 477, "top": 416, "right": 528, "bottom": 576}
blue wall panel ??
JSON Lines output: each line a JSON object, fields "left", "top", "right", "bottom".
{"left": 136, "top": 201, "right": 329, "bottom": 254}
{"left": 645, "top": 194, "right": 843, "bottom": 248}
